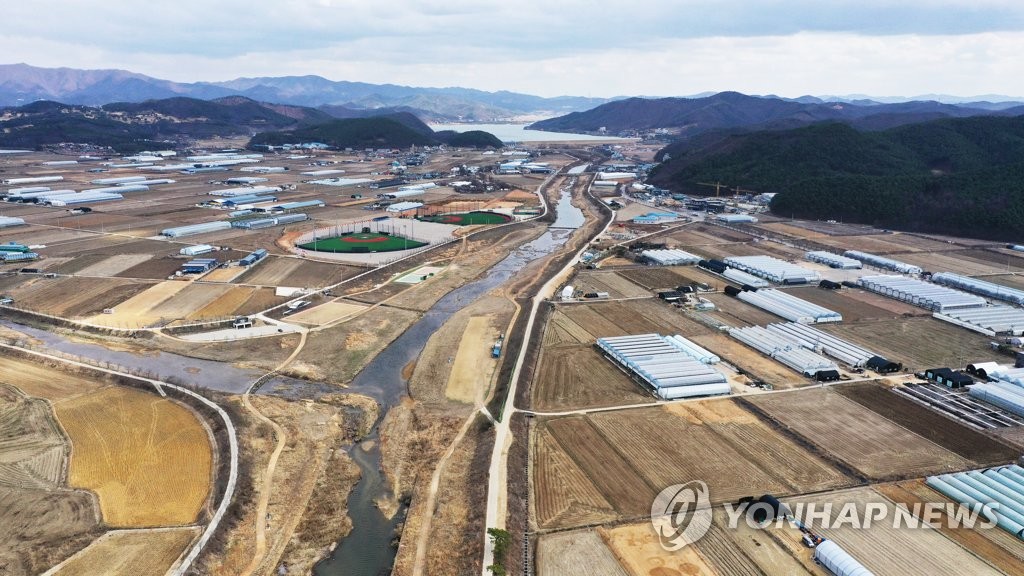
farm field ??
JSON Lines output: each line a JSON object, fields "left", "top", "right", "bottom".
{"left": 75, "top": 254, "right": 153, "bottom": 277}
{"left": 87, "top": 280, "right": 188, "bottom": 328}
{"left": 533, "top": 401, "right": 852, "bottom": 530}
{"left": 234, "top": 256, "right": 356, "bottom": 288}
{"left": 571, "top": 269, "right": 650, "bottom": 298}
{"left": 3, "top": 276, "right": 154, "bottom": 318}
{"left": 51, "top": 527, "right": 199, "bottom": 576}
{"left": 894, "top": 251, "right": 1013, "bottom": 275}
{"left": 835, "top": 382, "right": 1019, "bottom": 465}
{"left": 664, "top": 227, "right": 735, "bottom": 246}
{"left": 745, "top": 388, "right": 971, "bottom": 480}
{"left": 0, "top": 384, "right": 66, "bottom": 489}
{"left": 600, "top": 521, "right": 719, "bottom": 576}
{"left": 703, "top": 293, "right": 786, "bottom": 327}
{"left": 535, "top": 529, "right": 627, "bottom": 576}
{"left": 792, "top": 488, "right": 1002, "bottom": 576}
{"left": 876, "top": 480, "right": 1024, "bottom": 575}
{"left": 186, "top": 285, "right": 256, "bottom": 320}
{"left": 826, "top": 286, "right": 926, "bottom": 316}
{"left": 782, "top": 286, "right": 921, "bottom": 322}
{"left": 886, "top": 232, "right": 987, "bottom": 251}
{"left": 668, "top": 265, "right": 734, "bottom": 290}
{"left": 688, "top": 332, "right": 806, "bottom": 389}
{"left": 615, "top": 266, "right": 689, "bottom": 291}
{"left": 445, "top": 315, "right": 499, "bottom": 403}
{"left": 145, "top": 283, "right": 233, "bottom": 323}
{"left": 200, "top": 265, "right": 247, "bottom": 283}
{"left": 0, "top": 357, "right": 105, "bottom": 401}
{"left": 56, "top": 386, "right": 213, "bottom": 527}
{"left": 115, "top": 255, "right": 191, "bottom": 280}
{"left": 532, "top": 344, "right": 653, "bottom": 410}
{"left": 231, "top": 256, "right": 302, "bottom": 285}
{"left": 981, "top": 273, "right": 1024, "bottom": 291}
{"left": 0, "top": 486, "right": 100, "bottom": 574}
{"left": 820, "top": 316, "right": 998, "bottom": 371}
{"left": 556, "top": 299, "right": 715, "bottom": 341}
{"left": 232, "top": 287, "right": 288, "bottom": 316}
{"left": 756, "top": 221, "right": 830, "bottom": 239}
{"left": 288, "top": 299, "right": 367, "bottom": 326}
{"left": 814, "top": 233, "right": 929, "bottom": 254}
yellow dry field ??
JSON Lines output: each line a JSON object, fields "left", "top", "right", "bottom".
{"left": 52, "top": 527, "right": 199, "bottom": 576}
{"left": 56, "top": 387, "right": 213, "bottom": 527}
{"left": 445, "top": 316, "right": 499, "bottom": 403}
{"left": 201, "top": 265, "right": 247, "bottom": 283}
{"left": 146, "top": 284, "right": 234, "bottom": 321}
{"left": 288, "top": 299, "right": 368, "bottom": 326}
{"left": 87, "top": 281, "right": 188, "bottom": 328}
{"left": 602, "top": 522, "right": 718, "bottom": 576}
{"left": 0, "top": 356, "right": 105, "bottom": 402}
{"left": 186, "top": 286, "right": 256, "bottom": 320}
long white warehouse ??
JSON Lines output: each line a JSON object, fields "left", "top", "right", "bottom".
{"left": 857, "top": 275, "right": 986, "bottom": 313}
{"left": 723, "top": 268, "right": 770, "bottom": 288}
{"left": 737, "top": 289, "right": 842, "bottom": 323}
{"left": 932, "top": 272, "right": 1024, "bottom": 306}
{"left": 934, "top": 305, "right": 1024, "bottom": 336}
{"left": 927, "top": 466, "right": 1024, "bottom": 539}
{"left": 641, "top": 249, "right": 700, "bottom": 266}
{"left": 765, "top": 322, "right": 877, "bottom": 367}
{"left": 806, "top": 251, "right": 862, "bottom": 269}
{"left": 729, "top": 326, "right": 838, "bottom": 376}
{"left": 843, "top": 250, "right": 922, "bottom": 275}
{"left": 723, "top": 255, "right": 819, "bottom": 284}
{"left": 596, "top": 334, "right": 730, "bottom": 399}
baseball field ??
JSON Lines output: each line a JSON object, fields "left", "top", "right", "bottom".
{"left": 298, "top": 231, "right": 427, "bottom": 253}
{"left": 417, "top": 211, "right": 511, "bottom": 226}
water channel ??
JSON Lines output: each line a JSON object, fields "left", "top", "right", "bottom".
{"left": 315, "top": 184, "right": 585, "bottom": 575}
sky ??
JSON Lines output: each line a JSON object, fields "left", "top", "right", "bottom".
{"left": 4, "top": 0, "right": 1024, "bottom": 98}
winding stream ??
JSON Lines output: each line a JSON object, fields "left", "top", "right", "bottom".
{"left": 315, "top": 185, "right": 585, "bottom": 575}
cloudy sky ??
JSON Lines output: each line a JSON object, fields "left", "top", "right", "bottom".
{"left": 5, "top": 0, "right": 1024, "bottom": 98}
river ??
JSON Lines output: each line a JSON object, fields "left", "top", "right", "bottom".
{"left": 429, "top": 123, "right": 629, "bottom": 143}
{"left": 315, "top": 183, "right": 586, "bottom": 575}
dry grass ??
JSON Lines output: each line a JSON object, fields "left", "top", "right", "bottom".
{"left": 51, "top": 527, "right": 199, "bottom": 576}
{"left": 57, "top": 387, "right": 213, "bottom": 527}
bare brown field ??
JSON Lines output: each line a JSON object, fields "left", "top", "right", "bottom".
{"left": 821, "top": 316, "right": 998, "bottom": 371}
{"left": 86, "top": 280, "right": 188, "bottom": 328}
{"left": 56, "top": 387, "right": 213, "bottom": 527}
{"left": 877, "top": 481, "right": 1024, "bottom": 576}
{"left": 0, "top": 385, "right": 66, "bottom": 489}
{"left": 444, "top": 315, "right": 499, "bottom": 403}
{"left": 688, "top": 332, "right": 805, "bottom": 389}
{"left": 793, "top": 488, "right": 1002, "bottom": 576}
{"left": 615, "top": 267, "right": 689, "bottom": 290}
{"left": 4, "top": 276, "right": 152, "bottom": 318}
{"left": 835, "top": 382, "right": 1019, "bottom": 465}
{"left": 75, "top": 254, "right": 153, "bottom": 277}
{"left": 572, "top": 269, "right": 650, "bottom": 298}
{"left": 287, "top": 299, "right": 367, "bottom": 327}
{"left": 114, "top": 255, "right": 188, "bottom": 280}
{"left": 746, "top": 388, "right": 971, "bottom": 480}
{"left": 980, "top": 273, "right": 1024, "bottom": 291}
{"left": 670, "top": 265, "right": 733, "bottom": 290}
{"left": 693, "top": 223, "right": 755, "bottom": 242}
{"left": 815, "top": 234, "right": 926, "bottom": 254}
{"left": 955, "top": 248, "right": 1024, "bottom": 273}
{"left": 185, "top": 285, "right": 255, "bottom": 319}
{"left": 200, "top": 265, "right": 246, "bottom": 283}
{"left": 783, "top": 286, "right": 915, "bottom": 322}
{"left": 703, "top": 293, "right": 783, "bottom": 326}
{"left": 557, "top": 300, "right": 715, "bottom": 341}
{"left": 688, "top": 243, "right": 765, "bottom": 260}
{"left": 592, "top": 402, "right": 849, "bottom": 501}
{"left": 280, "top": 259, "right": 360, "bottom": 288}
{"left": 888, "top": 232, "right": 987, "bottom": 251}
{"left": 666, "top": 227, "right": 732, "bottom": 246}
{"left": 145, "top": 283, "right": 233, "bottom": 321}
{"left": 532, "top": 345, "right": 653, "bottom": 411}
{"left": 896, "top": 251, "right": 1014, "bottom": 275}
{"left": 831, "top": 286, "right": 927, "bottom": 316}
{"left": 52, "top": 527, "right": 199, "bottom": 576}
{"left": 602, "top": 522, "right": 719, "bottom": 576}
{"left": 0, "top": 486, "right": 100, "bottom": 575}
{"left": 533, "top": 427, "right": 619, "bottom": 530}
{"left": 756, "top": 221, "right": 828, "bottom": 239}
{"left": 544, "top": 416, "right": 657, "bottom": 519}
{"left": 45, "top": 253, "right": 109, "bottom": 274}
{"left": 0, "top": 357, "right": 105, "bottom": 401}
{"left": 536, "top": 529, "right": 627, "bottom": 576}
{"left": 775, "top": 220, "right": 879, "bottom": 237}
{"left": 234, "top": 255, "right": 302, "bottom": 285}
{"left": 705, "top": 507, "right": 816, "bottom": 575}
{"left": 232, "top": 286, "right": 288, "bottom": 316}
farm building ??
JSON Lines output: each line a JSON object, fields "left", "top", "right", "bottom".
{"left": 934, "top": 305, "right": 1024, "bottom": 336}
{"left": 211, "top": 195, "right": 279, "bottom": 207}
{"left": 0, "top": 251, "right": 38, "bottom": 262}
{"left": 268, "top": 200, "right": 325, "bottom": 212}
{"left": 927, "top": 466, "right": 1024, "bottom": 538}
{"left": 966, "top": 362, "right": 1002, "bottom": 379}
{"left": 723, "top": 255, "right": 820, "bottom": 284}
{"left": 805, "top": 251, "right": 862, "bottom": 269}
{"left": 843, "top": 250, "right": 922, "bottom": 275}
{"left": 734, "top": 289, "right": 842, "bottom": 323}
{"left": 240, "top": 249, "right": 268, "bottom": 266}
{"left": 819, "top": 279, "right": 842, "bottom": 290}
{"left": 729, "top": 325, "right": 838, "bottom": 376}
{"left": 698, "top": 259, "right": 729, "bottom": 274}
{"left": 924, "top": 368, "right": 974, "bottom": 388}
{"left": 932, "top": 272, "right": 1024, "bottom": 306}
{"left": 225, "top": 177, "right": 268, "bottom": 185}
{"left": 386, "top": 201, "right": 425, "bottom": 213}
{"left": 813, "top": 540, "right": 874, "bottom": 576}
{"left": 161, "top": 221, "right": 232, "bottom": 237}
{"left": 0, "top": 216, "right": 25, "bottom": 228}
{"left": 595, "top": 334, "right": 729, "bottom": 399}
{"left": 240, "top": 166, "right": 288, "bottom": 174}
{"left": 657, "top": 290, "right": 685, "bottom": 302}
{"left": 0, "top": 242, "right": 30, "bottom": 253}
{"left": 723, "top": 268, "right": 770, "bottom": 288}
{"left": 715, "top": 213, "right": 758, "bottom": 223}
{"left": 181, "top": 259, "right": 217, "bottom": 274}
{"left": 988, "top": 366, "right": 1024, "bottom": 388}
{"left": 90, "top": 176, "right": 146, "bottom": 185}
{"left": 2, "top": 176, "right": 63, "bottom": 185}
{"left": 640, "top": 249, "right": 700, "bottom": 266}
{"left": 46, "top": 191, "right": 124, "bottom": 206}
{"left": 865, "top": 356, "right": 902, "bottom": 373}
{"left": 309, "top": 177, "right": 374, "bottom": 187}
{"left": 180, "top": 244, "right": 215, "bottom": 257}
{"left": 232, "top": 213, "right": 308, "bottom": 230}
{"left": 765, "top": 323, "right": 877, "bottom": 367}
{"left": 969, "top": 383, "right": 1024, "bottom": 418}
{"left": 857, "top": 275, "right": 986, "bottom": 313}
{"left": 208, "top": 186, "right": 282, "bottom": 197}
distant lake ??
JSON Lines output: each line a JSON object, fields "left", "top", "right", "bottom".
{"left": 429, "top": 123, "right": 630, "bottom": 143}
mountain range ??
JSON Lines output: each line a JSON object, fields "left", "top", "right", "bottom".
{"left": 0, "top": 63, "right": 610, "bottom": 122}
{"left": 528, "top": 91, "right": 1024, "bottom": 137}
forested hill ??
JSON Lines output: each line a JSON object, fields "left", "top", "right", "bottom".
{"left": 647, "top": 116, "right": 1024, "bottom": 241}
{"left": 247, "top": 115, "right": 503, "bottom": 149}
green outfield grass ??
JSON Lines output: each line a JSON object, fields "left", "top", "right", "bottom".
{"left": 298, "top": 232, "right": 427, "bottom": 253}
{"left": 416, "top": 211, "right": 512, "bottom": 226}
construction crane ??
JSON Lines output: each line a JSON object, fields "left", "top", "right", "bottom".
{"left": 732, "top": 186, "right": 756, "bottom": 196}
{"left": 697, "top": 181, "right": 729, "bottom": 197}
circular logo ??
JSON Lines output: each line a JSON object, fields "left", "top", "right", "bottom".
{"left": 651, "top": 481, "right": 713, "bottom": 551}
